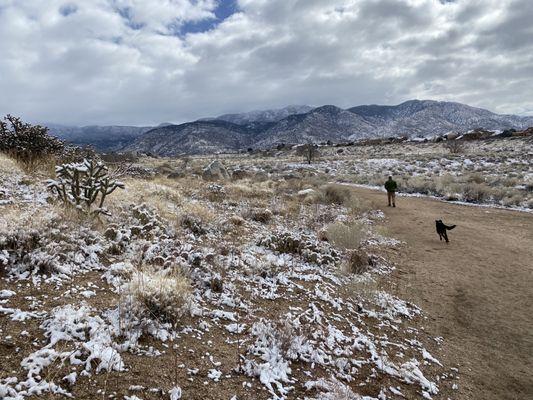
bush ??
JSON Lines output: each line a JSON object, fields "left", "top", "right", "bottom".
{"left": 342, "top": 249, "right": 370, "bottom": 274}
{"left": 461, "top": 183, "right": 491, "bottom": 203}
{"left": 125, "top": 269, "right": 191, "bottom": 324}
{"left": 0, "top": 115, "right": 64, "bottom": 169}
{"left": 47, "top": 159, "right": 125, "bottom": 216}
{"left": 323, "top": 184, "right": 351, "bottom": 205}
{"left": 445, "top": 140, "right": 465, "bottom": 154}
{"left": 325, "top": 221, "right": 366, "bottom": 250}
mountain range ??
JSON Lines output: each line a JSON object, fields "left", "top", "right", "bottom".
{"left": 47, "top": 100, "right": 533, "bottom": 155}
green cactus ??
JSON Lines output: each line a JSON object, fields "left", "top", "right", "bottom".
{"left": 47, "top": 159, "right": 125, "bottom": 216}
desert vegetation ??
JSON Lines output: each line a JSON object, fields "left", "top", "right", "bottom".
{"left": 0, "top": 128, "right": 463, "bottom": 399}
{"left": 3, "top": 118, "right": 530, "bottom": 398}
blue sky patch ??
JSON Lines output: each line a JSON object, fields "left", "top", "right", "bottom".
{"left": 179, "top": 0, "right": 239, "bottom": 35}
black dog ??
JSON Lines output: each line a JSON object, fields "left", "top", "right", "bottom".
{"left": 435, "top": 220, "right": 456, "bottom": 243}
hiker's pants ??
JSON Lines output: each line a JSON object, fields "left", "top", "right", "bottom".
{"left": 387, "top": 191, "right": 396, "bottom": 205}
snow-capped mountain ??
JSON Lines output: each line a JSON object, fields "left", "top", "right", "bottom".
{"left": 49, "top": 100, "right": 533, "bottom": 155}
{"left": 208, "top": 105, "right": 315, "bottom": 125}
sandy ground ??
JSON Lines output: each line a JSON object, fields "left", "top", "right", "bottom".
{"left": 351, "top": 186, "right": 533, "bottom": 400}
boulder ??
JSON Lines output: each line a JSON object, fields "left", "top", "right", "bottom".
{"left": 446, "top": 132, "right": 459, "bottom": 140}
{"left": 202, "top": 160, "right": 229, "bottom": 181}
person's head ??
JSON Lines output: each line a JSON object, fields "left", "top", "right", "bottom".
{"left": 388, "top": 176, "right": 393, "bottom": 180}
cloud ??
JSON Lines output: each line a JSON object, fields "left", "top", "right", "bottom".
{"left": 0, "top": 0, "right": 532, "bottom": 125}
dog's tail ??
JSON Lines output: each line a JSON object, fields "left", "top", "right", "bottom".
{"left": 445, "top": 224, "right": 456, "bottom": 230}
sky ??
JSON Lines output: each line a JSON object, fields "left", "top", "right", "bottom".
{"left": 0, "top": 0, "right": 532, "bottom": 126}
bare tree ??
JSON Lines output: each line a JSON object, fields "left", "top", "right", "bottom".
{"left": 296, "top": 142, "right": 319, "bottom": 164}
{"left": 445, "top": 139, "right": 465, "bottom": 154}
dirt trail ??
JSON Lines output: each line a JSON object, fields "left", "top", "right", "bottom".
{"left": 352, "top": 186, "right": 533, "bottom": 400}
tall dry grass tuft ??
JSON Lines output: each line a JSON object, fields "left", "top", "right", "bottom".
{"left": 321, "top": 184, "right": 371, "bottom": 215}
{"left": 124, "top": 267, "right": 191, "bottom": 324}
{"left": 325, "top": 221, "right": 366, "bottom": 250}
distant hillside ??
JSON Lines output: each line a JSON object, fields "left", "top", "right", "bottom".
{"left": 48, "top": 100, "right": 533, "bottom": 155}
{"left": 47, "top": 124, "right": 152, "bottom": 152}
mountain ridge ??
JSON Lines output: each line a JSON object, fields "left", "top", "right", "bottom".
{"left": 47, "top": 100, "right": 533, "bottom": 155}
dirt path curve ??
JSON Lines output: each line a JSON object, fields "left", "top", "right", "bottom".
{"left": 351, "top": 186, "right": 533, "bottom": 400}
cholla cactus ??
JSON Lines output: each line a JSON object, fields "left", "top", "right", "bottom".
{"left": 47, "top": 159, "right": 125, "bottom": 216}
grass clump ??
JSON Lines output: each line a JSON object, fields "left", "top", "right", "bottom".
{"left": 125, "top": 268, "right": 191, "bottom": 324}
{"left": 325, "top": 221, "right": 366, "bottom": 250}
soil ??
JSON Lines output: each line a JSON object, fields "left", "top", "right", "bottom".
{"left": 351, "top": 186, "right": 533, "bottom": 400}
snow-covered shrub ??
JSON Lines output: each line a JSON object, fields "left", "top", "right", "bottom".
{"left": 47, "top": 159, "right": 124, "bottom": 216}
{"left": 206, "top": 183, "right": 226, "bottom": 201}
{"left": 0, "top": 221, "right": 103, "bottom": 279}
{"left": 59, "top": 145, "right": 100, "bottom": 164}
{"left": 177, "top": 202, "right": 215, "bottom": 235}
{"left": 123, "top": 269, "right": 191, "bottom": 324}
{"left": 0, "top": 114, "right": 64, "bottom": 169}
{"left": 258, "top": 231, "right": 339, "bottom": 265}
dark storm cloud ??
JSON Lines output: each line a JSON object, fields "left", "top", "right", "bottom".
{"left": 0, "top": 0, "right": 532, "bottom": 125}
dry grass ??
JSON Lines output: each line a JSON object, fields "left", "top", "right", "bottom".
{"left": 320, "top": 184, "right": 371, "bottom": 215}
{"left": 326, "top": 221, "right": 366, "bottom": 250}
{"left": 225, "top": 180, "right": 275, "bottom": 200}
{"left": 124, "top": 267, "right": 191, "bottom": 324}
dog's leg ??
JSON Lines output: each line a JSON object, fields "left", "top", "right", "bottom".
{"left": 444, "top": 231, "right": 449, "bottom": 243}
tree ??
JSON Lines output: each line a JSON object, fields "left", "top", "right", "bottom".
{"left": 0, "top": 115, "right": 64, "bottom": 169}
{"left": 296, "top": 142, "right": 319, "bottom": 164}
{"left": 444, "top": 139, "right": 465, "bottom": 154}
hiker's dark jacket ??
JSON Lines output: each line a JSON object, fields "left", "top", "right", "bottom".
{"left": 384, "top": 180, "right": 397, "bottom": 192}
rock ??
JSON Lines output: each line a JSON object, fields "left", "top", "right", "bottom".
{"left": 202, "top": 160, "right": 229, "bottom": 181}
{"left": 297, "top": 188, "right": 316, "bottom": 196}
{"left": 446, "top": 132, "right": 459, "bottom": 140}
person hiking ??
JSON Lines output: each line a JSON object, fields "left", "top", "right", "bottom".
{"left": 384, "top": 176, "right": 397, "bottom": 207}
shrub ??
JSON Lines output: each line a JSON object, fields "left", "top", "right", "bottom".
{"left": 177, "top": 202, "right": 215, "bottom": 235}
{"left": 341, "top": 249, "right": 370, "bottom": 275}
{"left": 325, "top": 221, "right": 366, "bottom": 250}
{"left": 125, "top": 269, "right": 191, "bottom": 324}
{"left": 461, "top": 183, "right": 491, "bottom": 203}
{"left": 0, "top": 115, "right": 64, "bottom": 169}
{"left": 47, "top": 159, "right": 125, "bottom": 216}
{"left": 445, "top": 139, "right": 465, "bottom": 154}
{"left": 322, "top": 184, "right": 351, "bottom": 205}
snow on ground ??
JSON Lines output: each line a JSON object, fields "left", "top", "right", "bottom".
{"left": 0, "top": 157, "right": 460, "bottom": 399}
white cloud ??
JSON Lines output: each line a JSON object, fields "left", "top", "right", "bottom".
{"left": 0, "top": 0, "right": 532, "bottom": 125}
